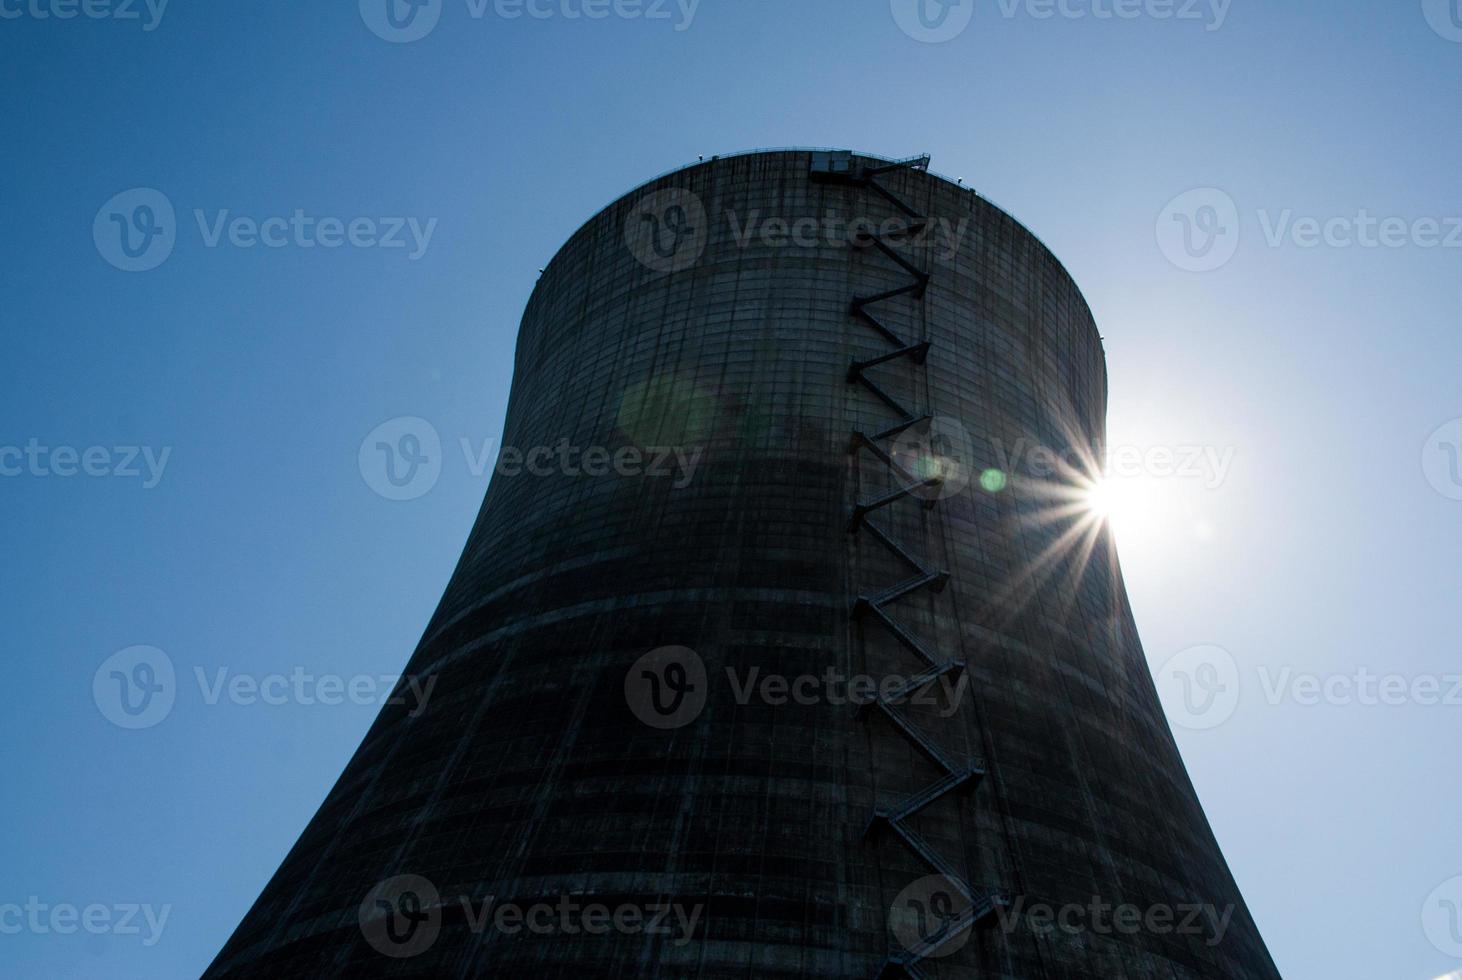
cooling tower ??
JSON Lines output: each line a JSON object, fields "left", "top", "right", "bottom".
{"left": 207, "top": 149, "right": 1279, "bottom": 979}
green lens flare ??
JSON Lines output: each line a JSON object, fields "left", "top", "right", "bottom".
{"left": 980, "top": 469, "right": 1007, "bottom": 493}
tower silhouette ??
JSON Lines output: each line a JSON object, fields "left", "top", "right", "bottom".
{"left": 208, "top": 150, "right": 1279, "bottom": 979}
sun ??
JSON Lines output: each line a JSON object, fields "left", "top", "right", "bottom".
{"left": 1084, "top": 476, "right": 1137, "bottom": 525}
{"left": 1081, "top": 469, "right": 1216, "bottom": 559}
{"left": 993, "top": 415, "right": 1225, "bottom": 617}
{"left": 1085, "top": 478, "right": 1117, "bottom": 519}
{"left": 1082, "top": 474, "right": 1171, "bottom": 549}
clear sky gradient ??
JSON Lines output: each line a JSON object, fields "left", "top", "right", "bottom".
{"left": 3, "top": 2, "right": 1460, "bottom": 977}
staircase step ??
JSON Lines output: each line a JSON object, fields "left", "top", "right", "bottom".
{"left": 889, "top": 768, "right": 982, "bottom": 823}
{"left": 872, "top": 701, "right": 961, "bottom": 776}
{"left": 858, "top": 604, "right": 940, "bottom": 669}
{"left": 866, "top": 571, "right": 947, "bottom": 608}
{"left": 859, "top": 660, "right": 966, "bottom": 718}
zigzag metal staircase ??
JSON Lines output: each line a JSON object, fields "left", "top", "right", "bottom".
{"left": 810, "top": 152, "right": 1006, "bottom": 978}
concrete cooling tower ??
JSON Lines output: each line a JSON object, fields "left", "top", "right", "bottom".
{"left": 207, "top": 149, "right": 1280, "bottom": 979}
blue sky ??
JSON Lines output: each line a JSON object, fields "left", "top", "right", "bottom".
{"left": 2, "top": 1, "right": 1460, "bottom": 977}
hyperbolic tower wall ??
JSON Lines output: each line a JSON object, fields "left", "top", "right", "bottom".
{"left": 207, "top": 150, "right": 1280, "bottom": 979}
